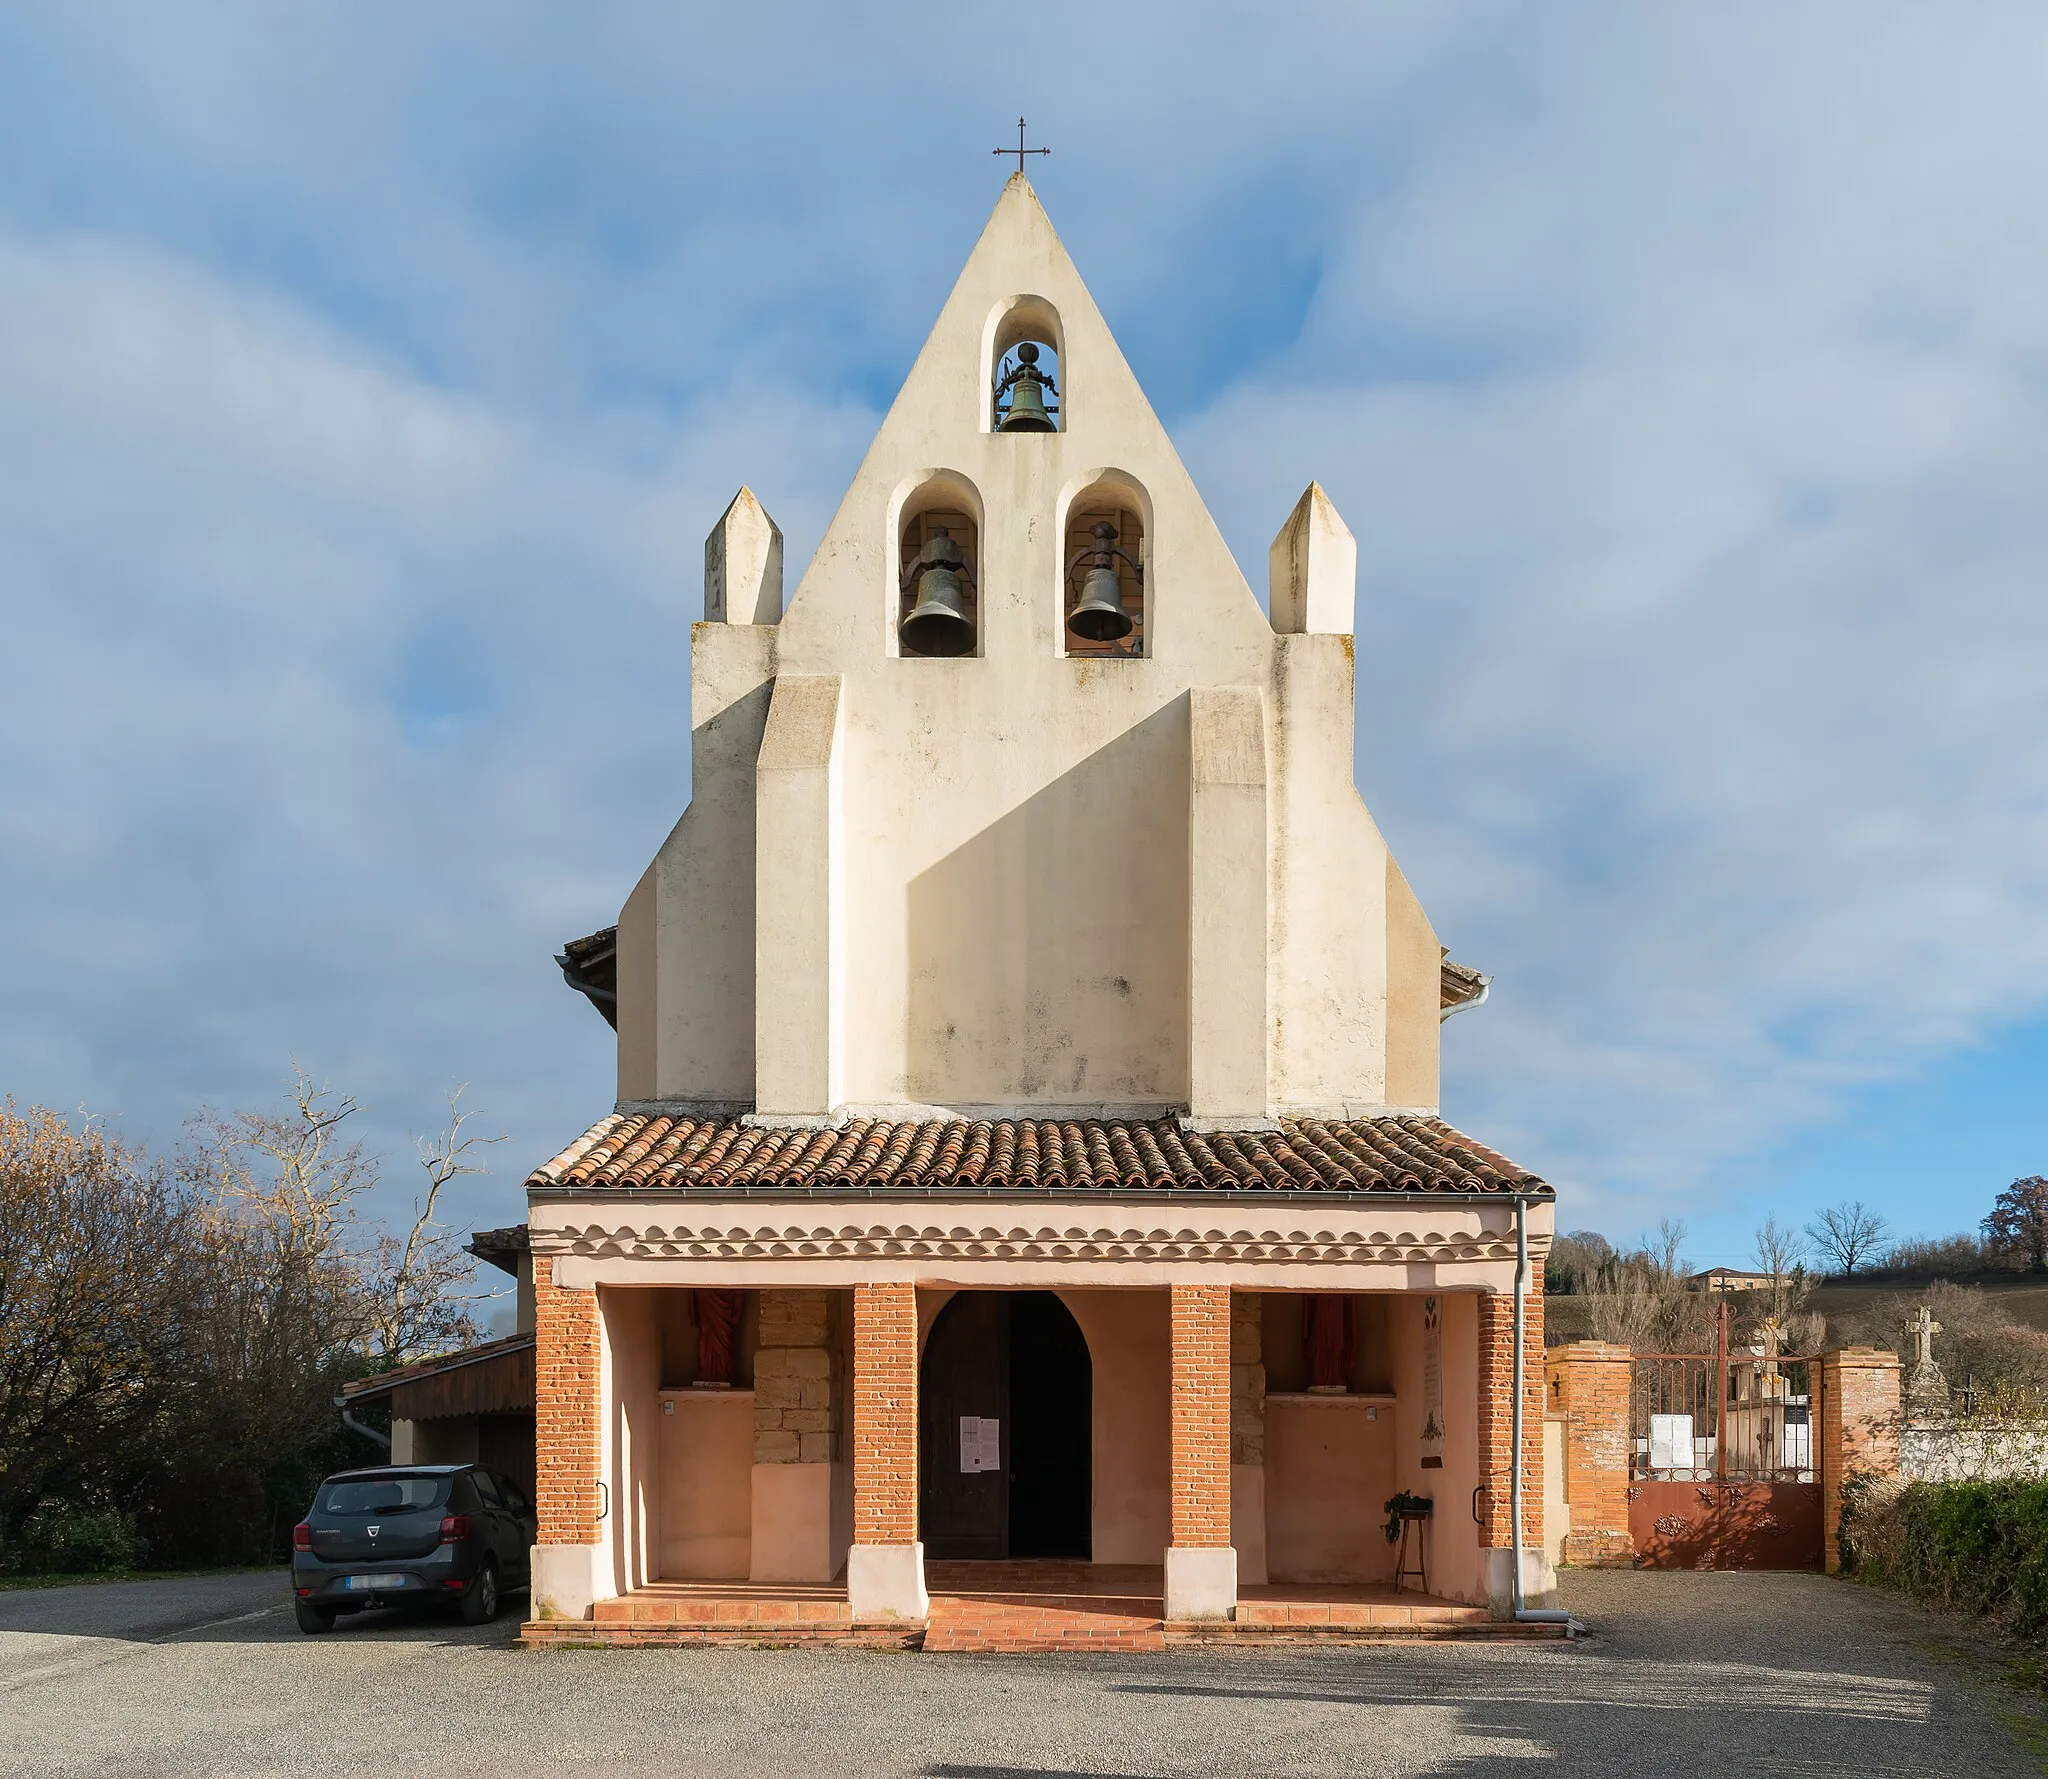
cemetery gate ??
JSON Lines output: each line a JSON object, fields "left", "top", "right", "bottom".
{"left": 1627, "top": 1305, "right": 1825, "bottom": 1570}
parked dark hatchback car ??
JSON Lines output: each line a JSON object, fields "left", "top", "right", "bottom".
{"left": 292, "top": 1464, "right": 535, "bottom": 1634}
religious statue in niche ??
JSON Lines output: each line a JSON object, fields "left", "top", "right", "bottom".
{"left": 691, "top": 1289, "right": 744, "bottom": 1388}
{"left": 1302, "top": 1294, "right": 1354, "bottom": 1393}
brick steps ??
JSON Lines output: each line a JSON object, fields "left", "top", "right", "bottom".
{"left": 519, "top": 1561, "right": 1567, "bottom": 1652}
{"left": 521, "top": 1618, "right": 919, "bottom": 1649}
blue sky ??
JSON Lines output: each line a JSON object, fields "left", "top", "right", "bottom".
{"left": 2, "top": 4, "right": 2044, "bottom": 1271}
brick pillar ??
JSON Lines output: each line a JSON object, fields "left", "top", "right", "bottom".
{"left": 1229, "top": 1290, "right": 1268, "bottom": 1584}
{"left": 846, "top": 1282, "right": 926, "bottom": 1620}
{"left": 1547, "top": 1340, "right": 1634, "bottom": 1566}
{"left": 1821, "top": 1346, "right": 1902, "bottom": 1573}
{"left": 1166, "top": 1284, "right": 1235, "bottom": 1619}
{"left": 1476, "top": 1265, "right": 1551, "bottom": 1613}
{"left": 531, "top": 1257, "right": 608, "bottom": 1619}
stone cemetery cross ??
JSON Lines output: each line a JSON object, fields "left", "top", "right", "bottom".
{"left": 1905, "top": 1303, "right": 1949, "bottom": 1413}
{"left": 1908, "top": 1304, "right": 1941, "bottom": 1369}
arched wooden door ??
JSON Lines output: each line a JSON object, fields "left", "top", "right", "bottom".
{"left": 919, "top": 1292, "right": 1091, "bottom": 1561}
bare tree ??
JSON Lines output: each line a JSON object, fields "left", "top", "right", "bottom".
{"left": 1747, "top": 1215, "right": 1821, "bottom": 1349}
{"left": 186, "top": 1065, "right": 380, "bottom": 1279}
{"left": 362, "top": 1087, "right": 502, "bottom": 1366}
{"left": 1806, "top": 1201, "right": 1890, "bottom": 1278}
{"left": 1584, "top": 1219, "right": 1715, "bottom": 1351}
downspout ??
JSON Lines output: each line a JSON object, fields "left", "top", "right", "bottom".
{"left": 1511, "top": 1193, "right": 1575, "bottom": 1627}
{"left": 335, "top": 1395, "right": 392, "bottom": 1455}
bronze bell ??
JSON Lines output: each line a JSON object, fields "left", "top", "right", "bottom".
{"left": 1067, "top": 520, "right": 1137, "bottom": 643}
{"left": 996, "top": 341, "right": 1058, "bottom": 432}
{"left": 899, "top": 533, "right": 976, "bottom": 656}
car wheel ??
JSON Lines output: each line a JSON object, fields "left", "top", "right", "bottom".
{"left": 294, "top": 1601, "right": 336, "bottom": 1635}
{"left": 460, "top": 1560, "right": 500, "bottom": 1626}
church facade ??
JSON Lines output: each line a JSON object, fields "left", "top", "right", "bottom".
{"left": 524, "top": 177, "right": 1555, "bottom": 1633}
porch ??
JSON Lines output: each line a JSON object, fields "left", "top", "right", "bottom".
{"left": 519, "top": 1561, "right": 1546, "bottom": 1651}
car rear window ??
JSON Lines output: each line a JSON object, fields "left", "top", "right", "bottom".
{"left": 315, "top": 1475, "right": 450, "bottom": 1516}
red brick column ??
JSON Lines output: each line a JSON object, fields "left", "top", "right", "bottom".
{"left": 1821, "top": 1346, "right": 1901, "bottom": 1573}
{"left": 1169, "top": 1285, "right": 1232, "bottom": 1548}
{"left": 534, "top": 1256, "right": 602, "bottom": 1545}
{"left": 851, "top": 1283, "right": 919, "bottom": 1546}
{"left": 1546, "top": 1340, "right": 1634, "bottom": 1565}
{"left": 1476, "top": 1266, "right": 1545, "bottom": 1552}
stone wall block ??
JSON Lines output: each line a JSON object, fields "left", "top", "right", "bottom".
{"left": 759, "top": 1288, "right": 832, "bottom": 1346}
{"left": 755, "top": 1428, "right": 801, "bottom": 1464}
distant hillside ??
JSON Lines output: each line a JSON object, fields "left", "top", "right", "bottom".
{"left": 1543, "top": 1274, "right": 2048, "bottom": 1350}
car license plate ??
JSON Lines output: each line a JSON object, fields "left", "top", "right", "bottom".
{"left": 345, "top": 1574, "right": 408, "bottom": 1591}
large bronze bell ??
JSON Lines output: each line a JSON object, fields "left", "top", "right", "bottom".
{"left": 899, "top": 533, "right": 976, "bottom": 656}
{"left": 996, "top": 341, "right": 1058, "bottom": 432}
{"left": 1067, "top": 520, "right": 1137, "bottom": 643}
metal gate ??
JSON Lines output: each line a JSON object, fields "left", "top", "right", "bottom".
{"left": 1627, "top": 1307, "right": 1824, "bottom": 1570}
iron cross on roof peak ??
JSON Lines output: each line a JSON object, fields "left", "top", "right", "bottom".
{"left": 995, "top": 117, "right": 1050, "bottom": 177}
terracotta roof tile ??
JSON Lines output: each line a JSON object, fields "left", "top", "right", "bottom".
{"left": 528, "top": 1112, "right": 1549, "bottom": 1198}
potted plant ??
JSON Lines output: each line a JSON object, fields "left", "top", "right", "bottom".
{"left": 1382, "top": 1490, "right": 1434, "bottom": 1544}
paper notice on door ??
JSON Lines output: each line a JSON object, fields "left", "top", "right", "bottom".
{"left": 958, "top": 1415, "right": 1001, "bottom": 1473}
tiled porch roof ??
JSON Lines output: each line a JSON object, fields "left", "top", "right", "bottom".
{"left": 526, "top": 1112, "right": 1549, "bottom": 1199}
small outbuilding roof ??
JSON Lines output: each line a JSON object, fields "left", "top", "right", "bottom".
{"left": 340, "top": 1332, "right": 536, "bottom": 1420}
{"left": 526, "top": 1112, "right": 1549, "bottom": 1200}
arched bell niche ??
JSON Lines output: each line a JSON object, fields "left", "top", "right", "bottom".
{"left": 983, "top": 296, "right": 1064, "bottom": 434}
{"left": 1058, "top": 471, "right": 1150, "bottom": 659}
{"left": 890, "top": 471, "right": 983, "bottom": 659}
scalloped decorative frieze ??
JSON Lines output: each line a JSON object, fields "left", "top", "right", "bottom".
{"left": 528, "top": 1219, "right": 1514, "bottom": 1266}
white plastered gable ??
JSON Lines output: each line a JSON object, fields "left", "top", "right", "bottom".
{"left": 621, "top": 177, "right": 1446, "bottom": 1125}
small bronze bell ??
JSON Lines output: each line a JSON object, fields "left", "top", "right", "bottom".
{"left": 899, "top": 533, "right": 976, "bottom": 656}
{"left": 995, "top": 341, "right": 1058, "bottom": 432}
{"left": 1066, "top": 520, "right": 1138, "bottom": 643}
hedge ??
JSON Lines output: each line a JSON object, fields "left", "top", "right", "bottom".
{"left": 1842, "top": 1477, "right": 2048, "bottom": 1641}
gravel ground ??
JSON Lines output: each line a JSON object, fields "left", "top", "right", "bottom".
{"left": 0, "top": 1566, "right": 2036, "bottom": 1777}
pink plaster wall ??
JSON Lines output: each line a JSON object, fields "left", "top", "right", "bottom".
{"left": 750, "top": 1462, "right": 850, "bottom": 1582}
{"left": 1388, "top": 1289, "right": 1485, "bottom": 1605}
{"left": 656, "top": 1388, "right": 753, "bottom": 1579}
{"left": 1062, "top": 1289, "right": 1170, "bottom": 1565}
{"left": 600, "top": 1286, "right": 664, "bottom": 1595}
{"left": 1264, "top": 1396, "right": 1397, "bottom": 1583}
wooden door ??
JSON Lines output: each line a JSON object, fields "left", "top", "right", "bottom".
{"left": 919, "top": 1293, "right": 1010, "bottom": 1559}
{"left": 1009, "top": 1292, "right": 1092, "bottom": 1558}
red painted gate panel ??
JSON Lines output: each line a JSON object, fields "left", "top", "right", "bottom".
{"left": 1627, "top": 1479, "right": 1823, "bottom": 1570}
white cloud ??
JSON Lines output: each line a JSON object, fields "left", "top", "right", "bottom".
{"left": 2, "top": 2, "right": 2045, "bottom": 1247}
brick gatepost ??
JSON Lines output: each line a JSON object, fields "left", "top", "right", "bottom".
{"left": 534, "top": 1256, "right": 602, "bottom": 1545}
{"left": 1476, "top": 1263, "right": 1545, "bottom": 1556}
{"left": 1821, "top": 1346, "right": 1902, "bottom": 1573}
{"left": 847, "top": 1282, "right": 926, "bottom": 1620}
{"left": 1546, "top": 1340, "right": 1634, "bottom": 1565}
{"left": 1166, "top": 1284, "right": 1235, "bottom": 1619}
